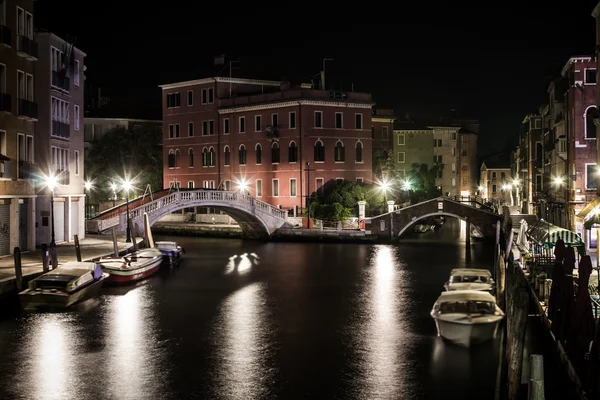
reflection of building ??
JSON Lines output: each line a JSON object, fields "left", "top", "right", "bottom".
{"left": 0, "top": 0, "right": 38, "bottom": 254}
{"left": 35, "top": 32, "right": 86, "bottom": 245}
{"left": 159, "top": 76, "right": 374, "bottom": 212}
{"left": 371, "top": 109, "right": 395, "bottom": 178}
{"left": 393, "top": 119, "right": 479, "bottom": 196}
{"left": 479, "top": 162, "right": 511, "bottom": 202}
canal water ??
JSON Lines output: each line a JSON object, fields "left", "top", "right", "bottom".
{"left": 0, "top": 219, "right": 504, "bottom": 399}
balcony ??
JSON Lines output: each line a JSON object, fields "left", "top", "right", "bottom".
{"left": 0, "top": 25, "right": 10, "bottom": 47}
{"left": 52, "top": 120, "right": 70, "bottom": 138}
{"left": 51, "top": 71, "right": 70, "bottom": 92}
{"left": 17, "top": 99, "right": 38, "bottom": 121}
{"left": 18, "top": 161, "right": 34, "bottom": 180}
{"left": 0, "top": 93, "right": 11, "bottom": 113}
{"left": 16, "top": 35, "right": 37, "bottom": 60}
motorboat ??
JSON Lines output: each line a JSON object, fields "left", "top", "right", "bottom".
{"left": 444, "top": 268, "right": 494, "bottom": 292}
{"left": 98, "top": 248, "right": 163, "bottom": 284}
{"left": 155, "top": 241, "right": 185, "bottom": 266}
{"left": 431, "top": 290, "right": 504, "bottom": 347}
{"left": 19, "top": 262, "right": 108, "bottom": 309}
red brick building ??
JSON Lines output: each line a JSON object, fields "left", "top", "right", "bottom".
{"left": 159, "top": 77, "right": 374, "bottom": 212}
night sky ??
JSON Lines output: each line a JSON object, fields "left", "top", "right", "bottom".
{"left": 36, "top": 1, "right": 598, "bottom": 158}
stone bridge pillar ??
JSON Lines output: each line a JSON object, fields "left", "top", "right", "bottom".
{"left": 387, "top": 201, "right": 395, "bottom": 214}
{"left": 358, "top": 201, "right": 366, "bottom": 219}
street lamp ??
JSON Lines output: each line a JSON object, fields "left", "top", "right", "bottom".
{"left": 84, "top": 180, "right": 92, "bottom": 219}
{"left": 46, "top": 174, "right": 57, "bottom": 248}
{"left": 237, "top": 179, "right": 248, "bottom": 194}
{"left": 122, "top": 179, "right": 132, "bottom": 243}
{"left": 306, "top": 162, "right": 311, "bottom": 226}
{"left": 110, "top": 183, "right": 117, "bottom": 208}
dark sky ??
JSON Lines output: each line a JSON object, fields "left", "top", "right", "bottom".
{"left": 36, "top": 1, "right": 598, "bottom": 157}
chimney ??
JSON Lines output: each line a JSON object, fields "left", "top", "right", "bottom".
{"left": 320, "top": 71, "right": 325, "bottom": 90}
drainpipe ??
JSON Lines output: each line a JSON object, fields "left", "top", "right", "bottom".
{"left": 298, "top": 102, "right": 303, "bottom": 215}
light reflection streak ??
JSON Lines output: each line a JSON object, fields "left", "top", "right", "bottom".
{"left": 216, "top": 283, "right": 272, "bottom": 399}
{"left": 31, "top": 316, "right": 75, "bottom": 400}
{"left": 224, "top": 253, "right": 259, "bottom": 275}
{"left": 355, "top": 245, "right": 411, "bottom": 398}
{"left": 106, "top": 288, "right": 161, "bottom": 399}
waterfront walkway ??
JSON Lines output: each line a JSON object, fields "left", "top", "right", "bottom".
{"left": 0, "top": 235, "right": 142, "bottom": 296}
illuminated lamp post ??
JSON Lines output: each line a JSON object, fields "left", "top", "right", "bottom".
{"left": 122, "top": 179, "right": 132, "bottom": 243}
{"left": 46, "top": 174, "right": 57, "bottom": 248}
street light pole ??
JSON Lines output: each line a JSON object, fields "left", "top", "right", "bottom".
{"left": 124, "top": 184, "right": 131, "bottom": 243}
{"left": 50, "top": 188, "right": 56, "bottom": 248}
{"left": 306, "top": 162, "right": 311, "bottom": 227}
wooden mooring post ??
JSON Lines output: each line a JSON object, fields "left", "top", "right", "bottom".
{"left": 528, "top": 354, "right": 545, "bottom": 400}
{"left": 50, "top": 243, "right": 58, "bottom": 270}
{"left": 130, "top": 218, "right": 138, "bottom": 252}
{"left": 41, "top": 243, "right": 49, "bottom": 272}
{"left": 496, "top": 247, "right": 506, "bottom": 311}
{"left": 13, "top": 247, "right": 23, "bottom": 291}
{"left": 74, "top": 234, "right": 82, "bottom": 262}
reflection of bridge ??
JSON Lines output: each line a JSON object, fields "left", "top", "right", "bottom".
{"left": 367, "top": 197, "right": 501, "bottom": 240}
{"left": 87, "top": 190, "right": 290, "bottom": 238}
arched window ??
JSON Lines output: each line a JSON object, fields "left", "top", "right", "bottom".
{"left": 355, "top": 141, "right": 363, "bottom": 163}
{"left": 255, "top": 143, "right": 262, "bottom": 164}
{"left": 334, "top": 141, "right": 345, "bottom": 162}
{"left": 209, "top": 147, "right": 215, "bottom": 166}
{"left": 288, "top": 141, "right": 298, "bottom": 163}
{"left": 314, "top": 140, "right": 324, "bottom": 162}
{"left": 586, "top": 106, "right": 598, "bottom": 139}
{"left": 188, "top": 148, "right": 194, "bottom": 167}
{"left": 224, "top": 145, "right": 230, "bottom": 166}
{"left": 174, "top": 149, "right": 180, "bottom": 168}
{"left": 168, "top": 150, "right": 175, "bottom": 168}
{"left": 239, "top": 144, "right": 246, "bottom": 165}
{"left": 202, "top": 148, "right": 208, "bottom": 167}
{"left": 271, "top": 142, "right": 280, "bottom": 163}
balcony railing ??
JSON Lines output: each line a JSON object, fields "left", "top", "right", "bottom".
{"left": 0, "top": 93, "right": 11, "bottom": 113}
{"left": 18, "top": 161, "right": 34, "bottom": 180}
{"left": 52, "top": 120, "right": 70, "bottom": 138}
{"left": 16, "top": 35, "right": 37, "bottom": 60}
{"left": 51, "top": 71, "right": 70, "bottom": 92}
{"left": 0, "top": 25, "right": 10, "bottom": 47}
{"left": 17, "top": 99, "right": 38, "bottom": 120}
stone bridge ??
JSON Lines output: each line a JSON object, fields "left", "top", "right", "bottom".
{"left": 87, "top": 190, "right": 291, "bottom": 238}
{"left": 366, "top": 197, "right": 501, "bottom": 241}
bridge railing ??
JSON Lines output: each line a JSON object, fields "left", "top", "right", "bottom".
{"left": 123, "top": 190, "right": 288, "bottom": 227}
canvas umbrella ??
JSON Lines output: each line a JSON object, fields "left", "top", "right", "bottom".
{"left": 548, "top": 238, "right": 567, "bottom": 320}
{"left": 552, "top": 246, "right": 576, "bottom": 342}
{"left": 566, "top": 255, "right": 595, "bottom": 374}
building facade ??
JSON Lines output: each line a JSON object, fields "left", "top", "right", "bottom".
{"left": 160, "top": 77, "right": 374, "bottom": 212}
{"left": 371, "top": 108, "right": 395, "bottom": 179}
{"left": 479, "top": 162, "right": 511, "bottom": 202}
{"left": 35, "top": 32, "right": 86, "bottom": 245}
{"left": 0, "top": 0, "right": 37, "bottom": 255}
{"left": 393, "top": 120, "right": 478, "bottom": 196}
{"left": 514, "top": 114, "right": 543, "bottom": 214}
{"left": 83, "top": 117, "right": 161, "bottom": 159}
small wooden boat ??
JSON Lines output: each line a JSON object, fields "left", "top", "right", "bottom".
{"left": 431, "top": 290, "right": 504, "bottom": 347}
{"left": 19, "top": 262, "right": 108, "bottom": 309}
{"left": 155, "top": 241, "right": 185, "bottom": 266}
{"left": 98, "top": 248, "right": 163, "bottom": 284}
{"left": 444, "top": 268, "right": 494, "bottom": 292}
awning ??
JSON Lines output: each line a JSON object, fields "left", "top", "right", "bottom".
{"left": 526, "top": 218, "right": 584, "bottom": 248}
{"left": 577, "top": 197, "right": 600, "bottom": 220}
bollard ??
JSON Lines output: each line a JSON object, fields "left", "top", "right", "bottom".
{"left": 74, "top": 234, "right": 82, "bottom": 262}
{"left": 528, "top": 354, "right": 545, "bottom": 399}
{"left": 41, "top": 243, "right": 49, "bottom": 272}
{"left": 50, "top": 244, "right": 58, "bottom": 270}
{"left": 14, "top": 247, "right": 23, "bottom": 291}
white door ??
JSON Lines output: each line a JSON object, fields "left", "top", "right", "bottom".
{"left": 70, "top": 201, "right": 79, "bottom": 240}
{"left": 53, "top": 201, "right": 65, "bottom": 243}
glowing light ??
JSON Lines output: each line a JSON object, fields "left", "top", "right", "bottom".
{"left": 553, "top": 176, "right": 564, "bottom": 186}
{"left": 122, "top": 179, "right": 132, "bottom": 192}
{"left": 46, "top": 174, "right": 57, "bottom": 192}
{"left": 110, "top": 183, "right": 117, "bottom": 192}
{"left": 84, "top": 181, "right": 92, "bottom": 191}
{"left": 477, "top": 186, "right": 484, "bottom": 192}
{"left": 380, "top": 181, "right": 390, "bottom": 192}
{"left": 512, "top": 178, "right": 520, "bottom": 185}
{"left": 401, "top": 180, "right": 412, "bottom": 191}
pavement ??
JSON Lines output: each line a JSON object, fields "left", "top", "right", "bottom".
{"left": 0, "top": 234, "right": 143, "bottom": 296}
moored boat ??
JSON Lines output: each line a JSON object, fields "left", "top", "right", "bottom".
{"left": 444, "top": 268, "right": 494, "bottom": 292}
{"left": 98, "top": 248, "right": 163, "bottom": 284}
{"left": 155, "top": 241, "right": 185, "bottom": 266}
{"left": 19, "top": 262, "right": 108, "bottom": 310}
{"left": 431, "top": 290, "right": 504, "bottom": 347}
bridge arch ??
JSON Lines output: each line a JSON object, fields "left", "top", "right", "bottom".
{"left": 396, "top": 212, "right": 465, "bottom": 237}
{"left": 91, "top": 190, "right": 290, "bottom": 239}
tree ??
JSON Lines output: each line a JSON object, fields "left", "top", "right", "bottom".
{"left": 308, "top": 181, "right": 386, "bottom": 220}
{"left": 404, "top": 163, "right": 443, "bottom": 203}
{"left": 86, "top": 125, "right": 162, "bottom": 205}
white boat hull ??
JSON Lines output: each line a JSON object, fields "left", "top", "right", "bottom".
{"left": 444, "top": 282, "right": 494, "bottom": 292}
{"left": 433, "top": 316, "right": 502, "bottom": 347}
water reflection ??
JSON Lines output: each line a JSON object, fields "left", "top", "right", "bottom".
{"left": 353, "top": 245, "right": 414, "bottom": 398}
{"left": 214, "top": 282, "right": 275, "bottom": 399}
{"left": 105, "top": 287, "right": 168, "bottom": 399}
{"left": 224, "top": 253, "right": 260, "bottom": 275}
{"left": 28, "top": 315, "right": 76, "bottom": 399}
